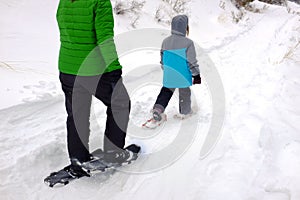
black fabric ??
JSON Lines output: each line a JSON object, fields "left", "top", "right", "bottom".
{"left": 59, "top": 69, "right": 130, "bottom": 163}
{"left": 154, "top": 87, "right": 175, "bottom": 113}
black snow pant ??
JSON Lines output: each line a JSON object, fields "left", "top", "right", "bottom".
{"left": 59, "top": 69, "right": 130, "bottom": 163}
{"left": 153, "top": 87, "right": 191, "bottom": 115}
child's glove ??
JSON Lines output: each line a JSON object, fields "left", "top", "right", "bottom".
{"left": 193, "top": 74, "right": 201, "bottom": 84}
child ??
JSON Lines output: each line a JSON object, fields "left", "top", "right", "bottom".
{"left": 143, "top": 15, "right": 201, "bottom": 129}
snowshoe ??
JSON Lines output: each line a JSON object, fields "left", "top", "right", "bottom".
{"left": 44, "top": 163, "right": 90, "bottom": 188}
{"left": 173, "top": 110, "right": 194, "bottom": 120}
{"left": 80, "top": 148, "right": 107, "bottom": 172}
{"left": 142, "top": 113, "right": 167, "bottom": 129}
{"left": 44, "top": 144, "right": 141, "bottom": 187}
{"left": 81, "top": 144, "right": 141, "bottom": 172}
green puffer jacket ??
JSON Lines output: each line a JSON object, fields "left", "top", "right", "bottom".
{"left": 56, "top": 0, "right": 121, "bottom": 76}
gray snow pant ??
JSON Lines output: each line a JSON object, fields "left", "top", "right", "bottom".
{"left": 153, "top": 87, "right": 191, "bottom": 115}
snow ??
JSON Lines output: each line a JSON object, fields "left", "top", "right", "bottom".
{"left": 1, "top": 0, "right": 300, "bottom": 199}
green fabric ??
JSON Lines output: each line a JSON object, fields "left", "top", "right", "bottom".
{"left": 56, "top": 0, "right": 122, "bottom": 76}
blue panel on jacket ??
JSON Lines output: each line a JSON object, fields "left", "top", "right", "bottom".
{"left": 163, "top": 48, "right": 192, "bottom": 88}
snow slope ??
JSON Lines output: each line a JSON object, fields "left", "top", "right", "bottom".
{"left": 1, "top": 0, "right": 300, "bottom": 199}
{"left": 0, "top": 0, "right": 60, "bottom": 109}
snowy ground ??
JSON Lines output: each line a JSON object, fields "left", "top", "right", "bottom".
{"left": 1, "top": 0, "right": 300, "bottom": 199}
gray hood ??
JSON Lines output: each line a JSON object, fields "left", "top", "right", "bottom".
{"left": 171, "top": 15, "right": 188, "bottom": 36}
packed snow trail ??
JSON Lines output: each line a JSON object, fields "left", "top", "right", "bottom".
{"left": 0, "top": 83, "right": 211, "bottom": 200}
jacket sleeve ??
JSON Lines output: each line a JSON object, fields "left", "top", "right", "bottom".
{"left": 186, "top": 41, "right": 200, "bottom": 76}
{"left": 95, "top": 1, "right": 120, "bottom": 68}
{"left": 160, "top": 43, "right": 164, "bottom": 70}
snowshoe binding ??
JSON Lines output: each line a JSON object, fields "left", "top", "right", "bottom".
{"left": 82, "top": 144, "right": 141, "bottom": 172}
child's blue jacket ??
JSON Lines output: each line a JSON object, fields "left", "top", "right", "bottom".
{"left": 161, "top": 15, "right": 200, "bottom": 88}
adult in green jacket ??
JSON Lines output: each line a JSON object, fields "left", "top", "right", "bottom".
{"left": 56, "top": 0, "right": 130, "bottom": 175}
